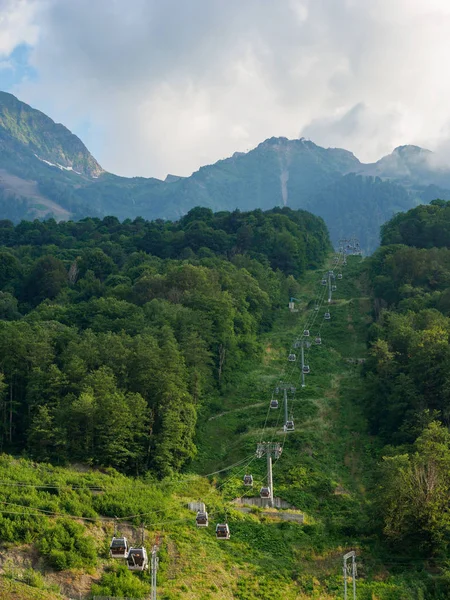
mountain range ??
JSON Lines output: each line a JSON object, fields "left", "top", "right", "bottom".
{"left": 1, "top": 90, "right": 450, "bottom": 252}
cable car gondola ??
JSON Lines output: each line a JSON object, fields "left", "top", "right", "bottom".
{"left": 216, "top": 523, "right": 230, "bottom": 540}
{"left": 337, "top": 273, "right": 342, "bottom": 279}
{"left": 294, "top": 340, "right": 301, "bottom": 348}
{"left": 324, "top": 312, "right": 331, "bottom": 320}
{"left": 303, "top": 329, "right": 310, "bottom": 337}
{"left": 270, "top": 399, "right": 279, "bottom": 409}
{"left": 315, "top": 337, "right": 321, "bottom": 345}
{"left": 243, "top": 474, "right": 253, "bottom": 486}
{"left": 127, "top": 547, "right": 148, "bottom": 571}
{"left": 302, "top": 365, "right": 310, "bottom": 374}
{"left": 260, "top": 486, "right": 271, "bottom": 498}
{"left": 332, "top": 285, "right": 337, "bottom": 292}
{"left": 284, "top": 420, "right": 295, "bottom": 432}
{"left": 109, "top": 536, "right": 129, "bottom": 559}
{"left": 196, "top": 511, "right": 209, "bottom": 527}
{"left": 288, "top": 353, "right": 296, "bottom": 362}
{"left": 321, "top": 278, "right": 327, "bottom": 286}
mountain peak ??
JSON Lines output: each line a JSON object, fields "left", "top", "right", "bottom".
{"left": 0, "top": 91, "right": 103, "bottom": 178}
{"left": 392, "top": 144, "right": 432, "bottom": 157}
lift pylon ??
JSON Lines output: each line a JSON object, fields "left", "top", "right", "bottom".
{"left": 256, "top": 442, "right": 283, "bottom": 507}
{"left": 276, "top": 382, "right": 295, "bottom": 430}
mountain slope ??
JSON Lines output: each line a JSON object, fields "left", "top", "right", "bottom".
{"left": 2, "top": 92, "right": 450, "bottom": 251}
{"left": 0, "top": 91, "right": 103, "bottom": 177}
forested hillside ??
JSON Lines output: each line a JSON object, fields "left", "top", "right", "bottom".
{"left": 0, "top": 206, "right": 329, "bottom": 475}
{"left": 4, "top": 201, "right": 450, "bottom": 598}
{"left": 363, "top": 199, "right": 450, "bottom": 559}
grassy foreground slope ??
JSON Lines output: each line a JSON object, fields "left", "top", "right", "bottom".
{"left": 0, "top": 255, "right": 432, "bottom": 599}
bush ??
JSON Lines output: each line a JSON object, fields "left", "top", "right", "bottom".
{"left": 37, "top": 518, "right": 97, "bottom": 570}
{"left": 91, "top": 564, "right": 150, "bottom": 598}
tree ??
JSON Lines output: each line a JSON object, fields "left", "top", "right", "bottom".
{"left": 378, "top": 421, "right": 450, "bottom": 554}
{"left": 24, "top": 255, "right": 68, "bottom": 305}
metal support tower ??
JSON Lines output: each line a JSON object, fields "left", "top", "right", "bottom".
{"left": 301, "top": 344, "right": 305, "bottom": 388}
{"left": 151, "top": 544, "right": 159, "bottom": 600}
{"left": 343, "top": 551, "right": 357, "bottom": 600}
{"left": 328, "top": 271, "right": 332, "bottom": 303}
{"left": 277, "top": 382, "right": 294, "bottom": 429}
{"left": 283, "top": 388, "right": 289, "bottom": 426}
{"left": 256, "top": 442, "right": 283, "bottom": 507}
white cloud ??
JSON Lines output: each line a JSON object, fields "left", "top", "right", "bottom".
{"left": 0, "top": 0, "right": 41, "bottom": 56}
{"left": 8, "top": 0, "right": 450, "bottom": 177}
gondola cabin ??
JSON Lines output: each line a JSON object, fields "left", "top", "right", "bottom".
{"left": 294, "top": 340, "right": 301, "bottom": 348}
{"left": 303, "top": 329, "right": 310, "bottom": 337}
{"left": 315, "top": 337, "right": 321, "bottom": 345}
{"left": 302, "top": 365, "right": 310, "bottom": 374}
{"left": 270, "top": 399, "right": 279, "bottom": 409}
{"left": 285, "top": 420, "right": 295, "bottom": 431}
{"left": 332, "top": 285, "right": 337, "bottom": 292}
{"left": 321, "top": 278, "right": 327, "bottom": 286}
{"left": 260, "top": 486, "right": 271, "bottom": 498}
{"left": 288, "top": 354, "right": 296, "bottom": 362}
{"left": 196, "top": 511, "right": 209, "bottom": 527}
{"left": 127, "top": 547, "right": 148, "bottom": 571}
{"left": 337, "top": 273, "right": 342, "bottom": 279}
{"left": 109, "top": 536, "right": 129, "bottom": 559}
{"left": 216, "top": 524, "right": 230, "bottom": 540}
{"left": 324, "top": 312, "right": 331, "bottom": 320}
{"left": 243, "top": 474, "right": 253, "bottom": 486}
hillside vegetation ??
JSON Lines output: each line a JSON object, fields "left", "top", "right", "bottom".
{"left": 0, "top": 207, "right": 329, "bottom": 473}
{"left": 3, "top": 203, "right": 450, "bottom": 598}
{"left": 0, "top": 252, "right": 410, "bottom": 600}
{"left": 362, "top": 199, "right": 450, "bottom": 564}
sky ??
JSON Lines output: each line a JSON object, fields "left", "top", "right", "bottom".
{"left": 2, "top": 0, "right": 450, "bottom": 179}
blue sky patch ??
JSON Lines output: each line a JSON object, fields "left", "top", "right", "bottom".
{"left": 1, "top": 44, "right": 38, "bottom": 92}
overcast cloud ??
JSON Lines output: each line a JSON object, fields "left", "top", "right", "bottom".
{"left": 2, "top": 0, "right": 450, "bottom": 178}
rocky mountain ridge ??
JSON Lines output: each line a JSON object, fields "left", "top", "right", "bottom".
{"left": 1, "top": 91, "right": 450, "bottom": 251}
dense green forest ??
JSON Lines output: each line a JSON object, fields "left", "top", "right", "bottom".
{"left": 0, "top": 206, "right": 329, "bottom": 477}
{"left": 364, "top": 199, "right": 450, "bottom": 557}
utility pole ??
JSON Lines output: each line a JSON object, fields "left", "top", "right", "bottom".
{"left": 256, "top": 442, "right": 283, "bottom": 507}
{"left": 343, "top": 551, "right": 357, "bottom": 600}
{"left": 151, "top": 544, "right": 159, "bottom": 600}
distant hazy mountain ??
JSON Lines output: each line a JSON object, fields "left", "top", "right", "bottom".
{"left": 2, "top": 91, "right": 450, "bottom": 252}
